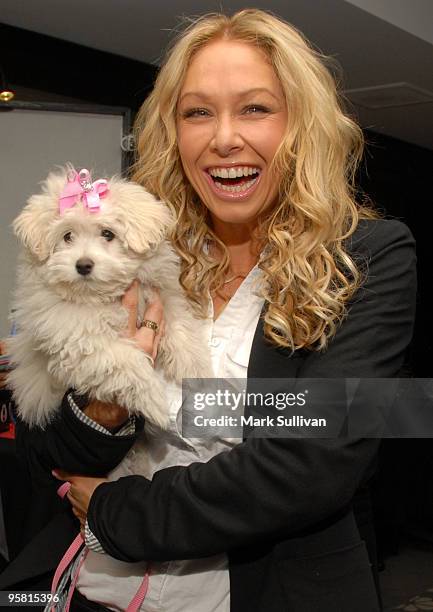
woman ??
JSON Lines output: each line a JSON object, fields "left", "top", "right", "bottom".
{"left": 0, "top": 9, "right": 416, "bottom": 612}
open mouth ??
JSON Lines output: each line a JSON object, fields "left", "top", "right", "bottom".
{"left": 207, "top": 166, "right": 261, "bottom": 194}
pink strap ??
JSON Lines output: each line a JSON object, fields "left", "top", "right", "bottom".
{"left": 51, "top": 483, "right": 84, "bottom": 611}
{"left": 126, "top": 564, "right": 151, "bottom": 612}
{"left": 64, "top": 545, "right": 88, "bottom": 612}
{"left": 50, "top": 533, "right": 84, "bottom": 611}
{"left": 51, "top": 482, "right": 150, "bottom": 611}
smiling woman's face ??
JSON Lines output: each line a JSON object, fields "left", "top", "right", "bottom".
{"left": 176, "top": 39, "right": 288, "bottom": 232}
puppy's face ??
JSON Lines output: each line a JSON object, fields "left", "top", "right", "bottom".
{"left": 14, "top": 168, "right": 174, "bottom": 302}
{"left": 44, "top": 208, "right": 144, "bottom": 300}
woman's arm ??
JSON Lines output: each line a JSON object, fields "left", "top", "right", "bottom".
{"left": 84, "top": 219, "right": 416, "bottom": 562}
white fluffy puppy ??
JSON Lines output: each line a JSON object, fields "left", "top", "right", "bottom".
{"left": 8, "top": 166, "right": 211, "bottom": 429}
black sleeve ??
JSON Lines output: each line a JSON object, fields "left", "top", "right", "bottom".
{"left": 88, "top": 219, "right": 417, "bottom": 562}
{"left": 16, "top": 392, "right": 145, "bottom": 488}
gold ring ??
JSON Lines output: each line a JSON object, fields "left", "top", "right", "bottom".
{"left": 140, "top": 319, "right": 159, "bottom": 332}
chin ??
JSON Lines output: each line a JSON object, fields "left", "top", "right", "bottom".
{"left": 208, "top": 201, "right": 268, "bottom": 228}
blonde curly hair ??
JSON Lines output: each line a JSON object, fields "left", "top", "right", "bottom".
{"left": 130, "top": 8, "right": 377, "bottom": 351}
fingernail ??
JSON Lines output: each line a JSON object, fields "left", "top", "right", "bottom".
{"left": 57, "top": 482, "right": 71, "bottom": 499}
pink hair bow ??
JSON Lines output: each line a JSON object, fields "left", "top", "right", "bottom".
{"left": 59, "top": 168, "right": 109, "bottom": 215}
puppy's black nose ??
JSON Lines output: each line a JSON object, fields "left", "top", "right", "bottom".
{"left": 76, "top": 258, "right": 94, "bottom": 276}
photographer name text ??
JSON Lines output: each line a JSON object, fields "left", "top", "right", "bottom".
{"left": 192, "top": 415, "right": 327, "bottom": 427}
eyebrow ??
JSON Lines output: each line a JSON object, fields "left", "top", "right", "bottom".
{"left": 179, "top": 87, "right": 280, "bottom": 104}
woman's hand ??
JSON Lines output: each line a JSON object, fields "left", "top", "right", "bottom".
{"left": 122, "top": 280, "right": 165, "bottom": 361}
{"left": 52, "top": 469, "right": 108, "bottom": 533}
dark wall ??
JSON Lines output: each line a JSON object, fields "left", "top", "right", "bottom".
{"left": 0, "top": 23, "right": 157, "bottom": 110}
{"left": 359, "top": 131, "right": 432, "bottom": 377}
{"left": 357, "top": 132, "right": 433, "bottom": 544}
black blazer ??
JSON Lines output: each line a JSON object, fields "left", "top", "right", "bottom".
{"left": 0, "top": 219, "right": 416, "bottom": 612}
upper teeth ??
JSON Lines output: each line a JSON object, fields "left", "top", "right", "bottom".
{"left": 208, "top": 167, "right": 260, "bottom": 179}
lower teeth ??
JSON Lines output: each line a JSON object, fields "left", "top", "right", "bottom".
{"left": 214, "top": 177, "right": 257, "bottom": 193}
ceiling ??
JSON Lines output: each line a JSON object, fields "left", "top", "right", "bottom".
{"left": 1, "top": 0, "right": 432, "bottom": 150}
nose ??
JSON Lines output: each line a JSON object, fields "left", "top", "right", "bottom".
{"left": 210, "top": 115, "right": 244, "bottom": 157}
{"left": 75, "top": 257, "right": 94, "bottom": 276}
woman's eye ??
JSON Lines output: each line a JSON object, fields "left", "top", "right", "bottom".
{"left": 63, "top": 232, "right": 73, "bottom": 243}
{"left": 182, "top": 108, "right": 210, "bottom": 118}
{"left": 101, "top": 229, "right": 115, "bottom": 241}
{"left": 244, "top": 105, "right": 270, "bottom": 114}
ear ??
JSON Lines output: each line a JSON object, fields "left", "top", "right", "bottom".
{"left": 109, "top": 181, "right": 174, "bottom": 254}
{"left": 13, "top": 169, "right": 66, "bottom": 261}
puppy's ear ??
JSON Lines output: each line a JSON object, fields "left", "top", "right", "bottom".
{"left": 109, "top": 181, "right": 174, "bottom": 254}
{"left": 13, "top": 169, "right": 65, "bottom": 261}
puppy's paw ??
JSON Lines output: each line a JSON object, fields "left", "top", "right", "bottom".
{"left": 106, "top": 358, "right": 170, "bottom": 429}
{"left": 158, "top": 338, "right": 213, "bottom": 382}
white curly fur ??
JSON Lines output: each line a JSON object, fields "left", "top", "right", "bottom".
{"left": 7, "top": 166, "right": 211, "bottom": 429}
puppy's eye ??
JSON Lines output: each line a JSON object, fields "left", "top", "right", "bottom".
{"left": 63, "top": 232, "right": 73, "bottom": 243}
{"left": 101, "top": 229, "right": 115, "bottom": 241}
